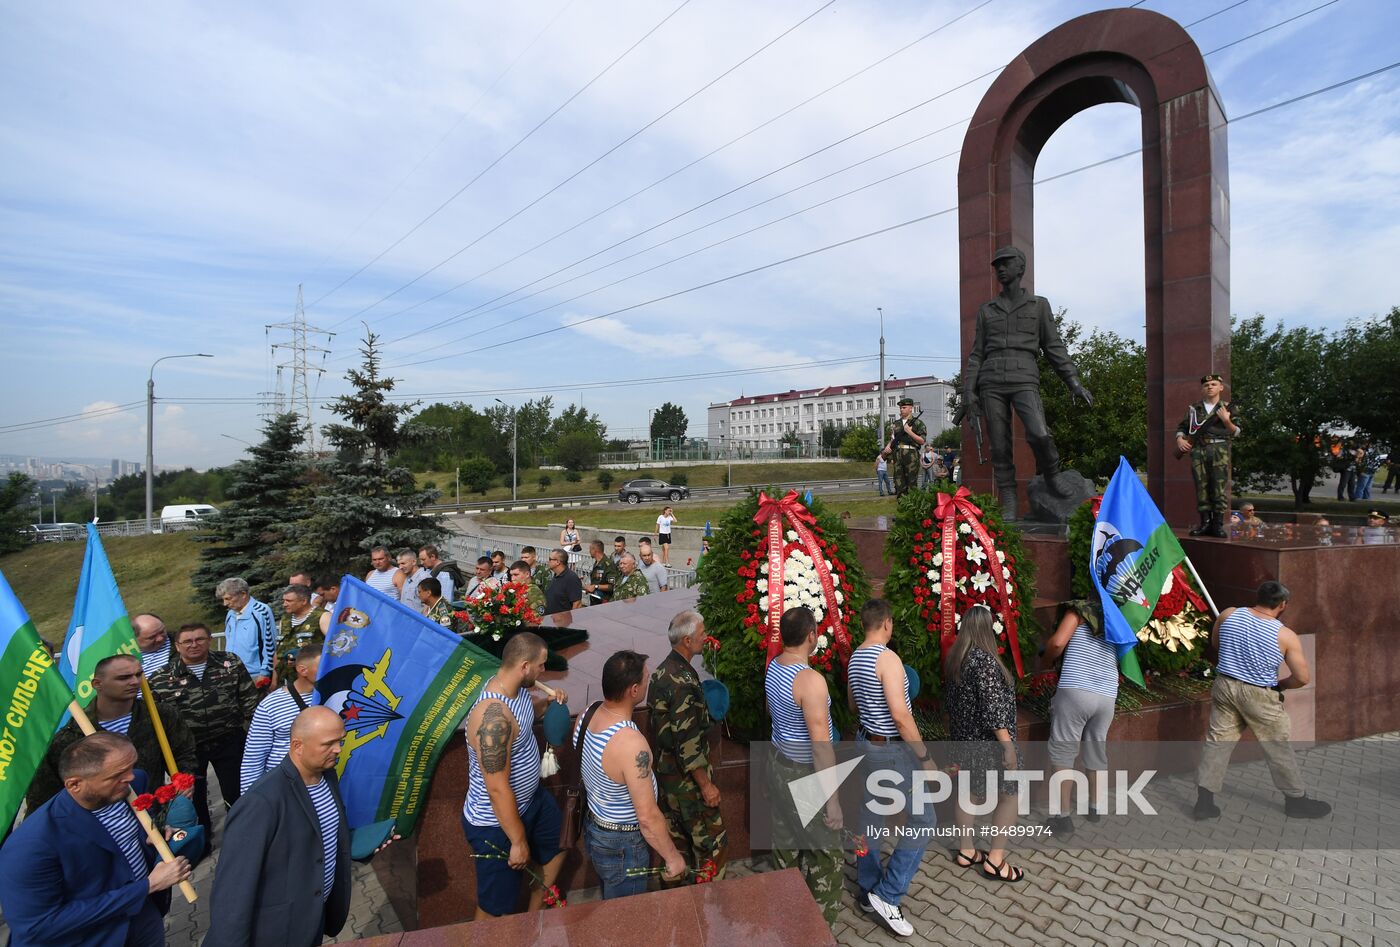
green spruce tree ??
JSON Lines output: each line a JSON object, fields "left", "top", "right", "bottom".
{"left": 190, "top": 413, "right": 308, "bottom": 605}
{"left": 289, "top": 331, "right": 445, "bottom": 577}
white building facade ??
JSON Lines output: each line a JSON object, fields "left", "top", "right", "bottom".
{"left": 706, "top": 376, "right": 955, "bottom": 452}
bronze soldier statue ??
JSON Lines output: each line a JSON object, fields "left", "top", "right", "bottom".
{"left": 962, "top": 246, "right": 1093, "bottom": 519}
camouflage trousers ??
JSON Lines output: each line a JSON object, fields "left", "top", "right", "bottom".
{"left": 1190, "top": 440, "right": 1231, "bottom": 513}
{"left": 891, "top": 447, "right": 921, "bottom": 496}
{"left": 658, "top": 775, "right": 727, "bottom": 883}
{"left": 767, "top": 752, "right": 843, "bottom": 928}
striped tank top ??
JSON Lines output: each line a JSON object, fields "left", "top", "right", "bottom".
{"left": 366, "top": 568, "right": 398, "bottom": 596}
{"left": 849, "top": 644, "right": 909, "bottom": 738}
{"left": 1216, "top": 609, "right": 1283, "bottom": 688}
{"left": 93, "top": 801, "right": 146, "bottom": 881}
{"left": 766, "top": 659, "right": 835, "bottom": 764}
{"left": 1057, "top": 624, "right": 1120, "bottom": 699}
{"left": 579, "top": 718, "right": 654, "bottom": 825}
{"left": 98, "top": 713, "right": 133, "bottom": 736}
{"left": 463, "top": 686, "right": 540, "bottom": 826}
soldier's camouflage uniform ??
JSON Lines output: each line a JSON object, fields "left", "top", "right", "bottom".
{"left": 586, "top": 556, "right": 619, "bottom": 605}
{"left": 531, "top": 564, "right": 552, "bottom": 594}
{"left": 424, "top": 596, "right": 466, "bottom": 635}
{"left": 274, "top": 605, "right": 325, "bottom": 682}
{"left": 521, "top": 582, "right": 546, "bottom": 619}
{"left": 888, "top": 416, "right": 927, "bottom": 496}
{"left": 768, "top": 751, "right": 842, "bottom": 927}
{"left": 25, "top": 696, "right": 199, "bottom": 811}
{"left": 1176, "top": 400, "right": 1240, "bottom": 514}
{"left": 614, "top": 571, "right": 650, "bottom": 599}
{"left": 147, "top": 651, "right": 259, "bottom": 742}
{"left": 649, "top": 649, "right": 726, "bottom": 882}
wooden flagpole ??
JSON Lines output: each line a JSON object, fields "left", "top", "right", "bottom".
{"left": 138, "top": 677, "right": 180, "bottom": 778}
{"left": 68, "top": 700, "right": 197, "bottom": 903}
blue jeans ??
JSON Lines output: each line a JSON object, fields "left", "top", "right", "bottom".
{"left": 1356, "top": 473, "right": 1375, "bottom": 499}
{"left": 855, "top": 735, "right": 936, "bottom": 906}
{"left": 583, "top": 819, "right": 650, "bottom": 900}
{"left": 876, "top": 471, "right": 892, "bottom": 495}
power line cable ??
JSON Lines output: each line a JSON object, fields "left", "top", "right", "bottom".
{"left": 361, "top": 0, "right": 1261, "bottom": 355}
{"left": 310, "top": 0, "right": 695, "bottom": 312}
{"left": 302, "top": 0, "right": 582, "bottom": 286}
{"left": 388, "top": 57, "right": 1399, "bottom": 367}
{"left": 345, "top": 0, "right": 1004, "bottom": 348}
{"left": 325, "top": 0, "right": 837, "bottom": 327}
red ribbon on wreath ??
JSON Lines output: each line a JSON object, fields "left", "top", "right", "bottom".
{"left": 933, "top": 487, "right": 1023, "bottom": 677}
{"left": 753, "top": 490, "right": 847, "bottom": 663}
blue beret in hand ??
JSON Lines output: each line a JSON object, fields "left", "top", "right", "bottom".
{"left": 702, "top": 679, "right": 730, "bottom": 721}
{"left": 542, "top": 699, "right": 573, "bottom": 746}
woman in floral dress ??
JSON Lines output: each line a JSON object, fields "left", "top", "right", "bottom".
{"left": 944, "top": 605, "right": 1025, "bottom": 882}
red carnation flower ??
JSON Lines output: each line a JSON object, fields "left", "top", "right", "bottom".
{"left": 922, "top": 518, "right": 933, "bottom": 527}
{"left": 171, "top": 772, "right": 195, "bottom": 792}
{"left": 131, "top": 793, "right": 156, "bottom": 811}
{"left": 740, "top": 550, "right": 751, "bottom": 560}
{"left": 154, "top": 784, "right": 178, "bottom": 804}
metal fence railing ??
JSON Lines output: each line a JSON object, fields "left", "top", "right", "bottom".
{"left": 445, "top": 533, "right": 697, "bottom": 589}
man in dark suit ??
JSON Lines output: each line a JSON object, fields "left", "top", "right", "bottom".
{"left": 204, "top": 706, "right": 352, "bottom": 947}
{"left": 0, "top": 732, "right": 191, "bottom": 947}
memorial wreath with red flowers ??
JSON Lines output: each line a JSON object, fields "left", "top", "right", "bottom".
{"left": 460, "top": 582, "right": 541, "bottom": 643}
{"left": 881, "top": 482, "right": 1039, "bottom": 702}
{"left": 696, "top": 489, "right": 871, "bottom": 737}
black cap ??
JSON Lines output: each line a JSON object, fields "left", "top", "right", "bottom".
{"left": 1368, "top": 510, "right": 1390, "bottom": 522}
{"left": 1200, "top": 373, "right": 1223, "bottom": 384}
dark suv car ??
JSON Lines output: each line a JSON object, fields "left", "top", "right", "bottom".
{"left": 618, "top": 479, "right": 689, "bottom": 504}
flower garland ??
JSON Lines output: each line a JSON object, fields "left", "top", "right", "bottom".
{"left": 697, "top": 490, "right": 871, "bottom": 737}
{"left": 459, "top": 582, "right": 541, "bottom": 642}
{"left": 881, "top": 482, "right": 1039, "bottom": 702}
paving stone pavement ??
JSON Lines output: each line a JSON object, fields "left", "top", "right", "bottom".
{"left": 10, "top": 731, "right": 1398, "bottom": 946}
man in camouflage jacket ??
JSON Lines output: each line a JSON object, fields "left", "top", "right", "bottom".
{"left": 613, "top": 554, "right": 651, "bottom": 600}
{"left": 147, "top": 623, "right": 259, "bottom": 836}
{"left": 648, "top": 611, "right": 726, "bottom": 880}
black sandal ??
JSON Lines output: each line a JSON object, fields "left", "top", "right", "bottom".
{"left": 953, "top": 849, "right": 985, "bottom": 870}
{"left": 981, "top": 857, "right": 1025, "bottom": 883}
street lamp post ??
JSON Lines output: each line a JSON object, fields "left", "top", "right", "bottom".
{"left": 147, "top": 353, "right": 213, "bottom": 533}
{"left": 76, "top": 465, "right": 100, "bottom": 522}
{"left": 494, "top": 398, "right": 518, "bottom": 502}
{"left": 877, "top": 307, "right": 887, "bottom": 447}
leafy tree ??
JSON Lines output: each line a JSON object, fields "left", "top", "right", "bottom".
{"left": 780, "top": 429, "right": 803, "bottom": 452}
{"left": 932, "top": 426, "right": 962, "bottom": 450}
{"left": 564, "top": 470, "right": 582, "bottom": 483}
{"left": 667, "top": 471, "right": 688, "bottom": 486}
{"left": 1038, "top": 316, "right": 1147, "bottom": 481}
{"left": 649, "top": 402, "right": 688, "bottom": 441}
{"left": 1331, "top": 306, "right": 1400, "bottom": 451}
{"left": 191, "top": 414, "right": 309, "bottom": 604}
{"left": 819, "top": 421, "right": 845, "bottom": 451}
{"left": 597, "top": 471, "right": 614, "bottom": 490}
{"left": 551, "top": 403, "right": 607, "bottom": 440}
{"left": 556, "top": 431, "right": 601, "bottom": 471}
{"left": 1230, "top": 315, "right": 1337, "bottom": 504}
{"left": 839, "top": 425, "right": 879, "bottom": 461}
{"left": 537, "top": 474, "right": 552, "bottom": 491}
{"left": 459, "top": 456, "right": 496, "bottom": 494}
{"left": 289, "top": 332, "right": 445, "bottom": 576}
{"left": 0, "top": 472, "right": 36, "bottom": 554}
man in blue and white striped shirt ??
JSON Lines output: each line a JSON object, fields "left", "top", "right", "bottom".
{"left": 240, "top": 646, "right": 321, "bottom": 793}
{"left": 1194, "top": 581, "right": 1330, "bottom": 820}
{"left": 133, "top": 613, "right": 172, "bottom": 676}
{"left": 846, "top": 598, "right": 933, "bottom": 939}
{"left": 216, "top": 576, "right": 277, "bottom": 687}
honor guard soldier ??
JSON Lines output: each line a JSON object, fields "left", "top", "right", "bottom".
{"left": 1175, "top": 373, "right": 1240, "bottom": 537}
{"left": 881, "top": 397, "right": 927, "bottom": 497}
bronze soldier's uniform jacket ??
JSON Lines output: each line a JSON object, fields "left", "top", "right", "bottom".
{"left": 964, "top": 292, "right": 1080, "bottom": 396}
{"left": 614, "top": 571, "right": 650, "bottom": 599}
{"left": 147, "top": 650, "right": 259, "bottom": 745}
{"left": 25, "top": 697, "right": 200, "bottom": 811}
{"left": 274, "top": 606, "right": 326, "bottom": 678}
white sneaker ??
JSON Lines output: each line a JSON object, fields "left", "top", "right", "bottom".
{"left": 867, "top": 891, "right": 914, "bottom": 937}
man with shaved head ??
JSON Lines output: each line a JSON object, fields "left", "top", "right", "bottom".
{"left": 208, "top": 706, "right": 394, "bottom": 946}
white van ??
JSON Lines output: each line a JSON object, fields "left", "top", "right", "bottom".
{"left": 159, "top": 504, "right": 219, "bottom": 532}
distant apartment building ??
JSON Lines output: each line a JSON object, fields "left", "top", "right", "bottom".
{"left": 707, "top": 376, "right": 955, "bottom": 452}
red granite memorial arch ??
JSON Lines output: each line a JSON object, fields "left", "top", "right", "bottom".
{"left": 957, "top": 7, "right": 1229, "bottom": 525}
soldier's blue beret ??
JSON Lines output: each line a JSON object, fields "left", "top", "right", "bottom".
{"left": 542, "top": 700, "right": 573, "bottom": 746}
{"left": 702, "top": 678, "right": 730, "bottom": 721}
{"left": 904, "top": 664, "right": 921, "bottom": 701}
{"left": 350, "top": 819, "right": 397, "bottom": 861}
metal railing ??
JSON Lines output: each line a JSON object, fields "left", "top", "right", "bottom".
{"left": 425, "top": 476, "right": 875, "bottom": 515}
{"left": 444, "top": 533, "right": 697, "bottom": 589}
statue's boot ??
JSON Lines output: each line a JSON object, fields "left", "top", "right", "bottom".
{"left": 1189, "top": 512, "right": 1210, "bottom": 536}
{"left": 1207, "top": 513, "right": 1228, "bottom": 538}
{"left": 998, "top": 487, "right": 1019, "bottom": 521}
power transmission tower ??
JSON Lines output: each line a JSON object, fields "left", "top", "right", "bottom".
{"left": 268, "top": 285, "right": 334, "bottom": 454}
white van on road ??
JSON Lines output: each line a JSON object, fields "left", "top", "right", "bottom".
{"left": 159, "top": 504, "right": 219, "bottom": 532}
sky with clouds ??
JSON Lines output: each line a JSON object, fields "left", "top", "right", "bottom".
{"left": 3, "top": 0, "right": 1398, "bottom": 469}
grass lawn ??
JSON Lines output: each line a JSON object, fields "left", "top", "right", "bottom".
{"left": 483, "top": 494, "right": 904, "bottom": 532}
{"left": 415, "top": 459, "right": 875, "bottom": 503}
{"left": 0, "top": 533, "right": 221, "bottom": 644}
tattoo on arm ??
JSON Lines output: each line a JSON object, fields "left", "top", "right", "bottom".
{"left": 634, "top": 749, "right": 651, "bottom": 780}
{"left": 477, "top": 703, "right": 512, "bottom": 775}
